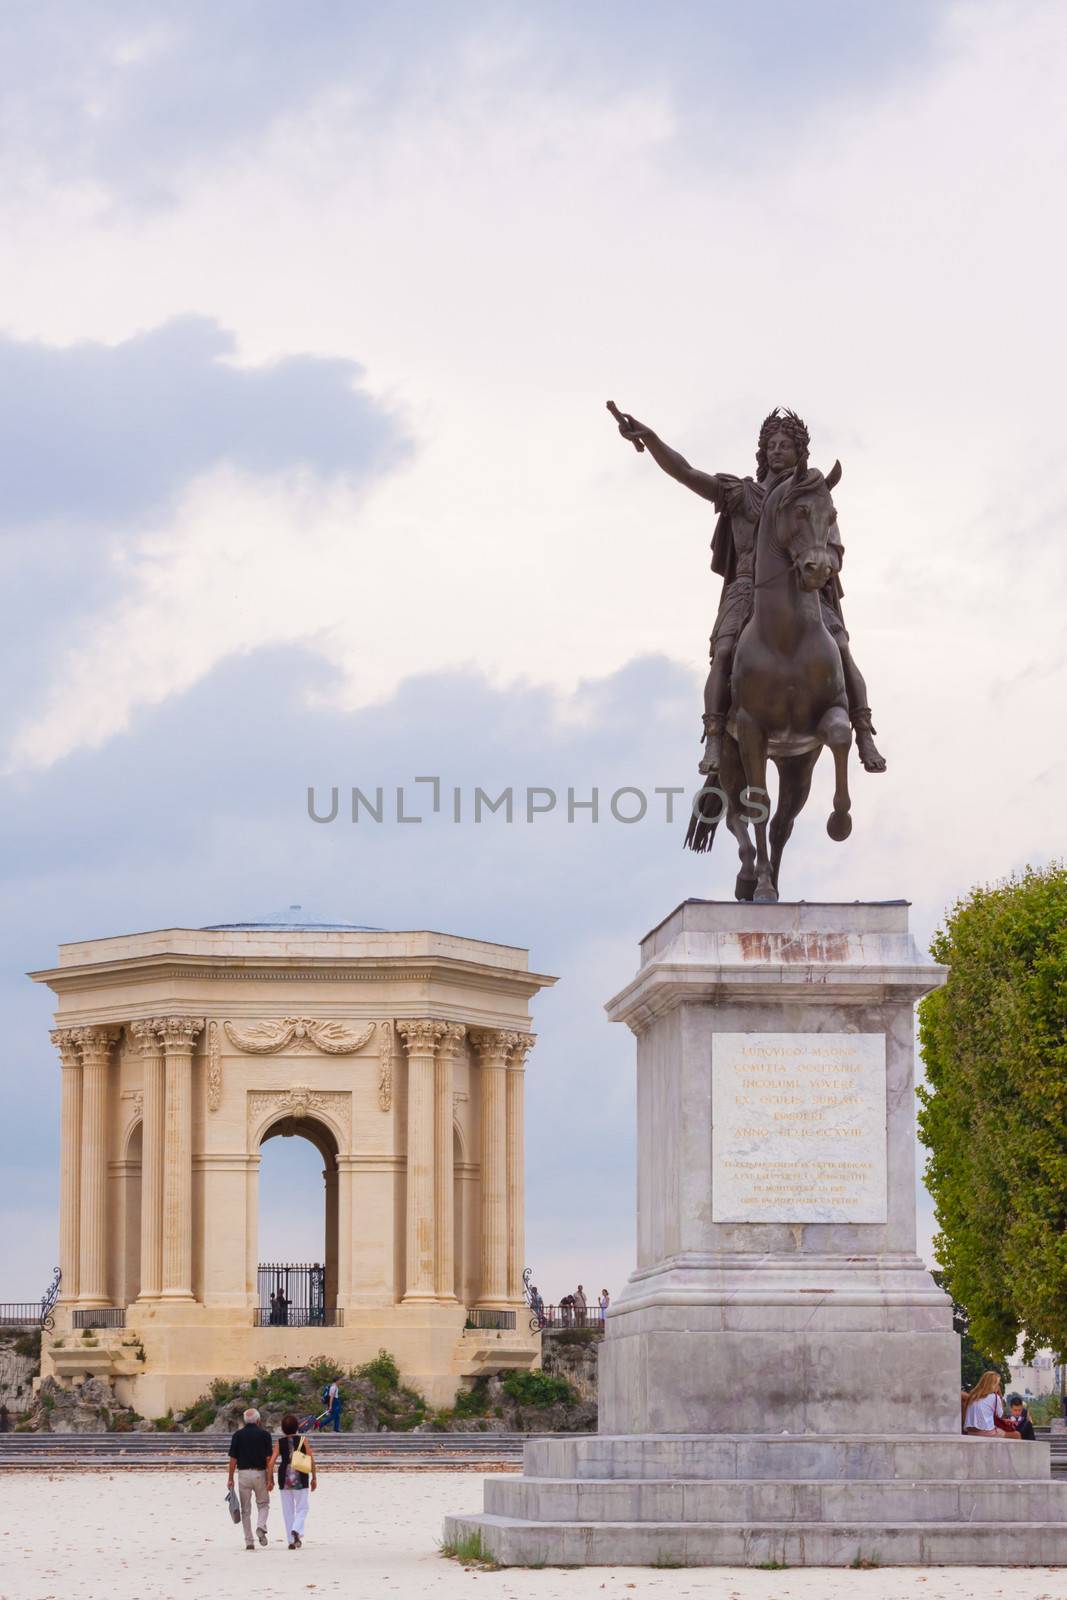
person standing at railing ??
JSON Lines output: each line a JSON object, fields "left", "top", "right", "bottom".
{"left": 574, "top": 1285, "right": 588, "bottom": 1328}
{"left": 598, "top": 1288, "right": 610, "bottom": 1321}
{"left": 529, "top": 1285, "right": 545, "bottom": 1326}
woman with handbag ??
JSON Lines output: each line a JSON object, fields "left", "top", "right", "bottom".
{"left": 270, "top": 1413, "right": 318, "bottom": 1547}
{"left": 963, "top": 1372, "right": 1019, "bottom": 1439}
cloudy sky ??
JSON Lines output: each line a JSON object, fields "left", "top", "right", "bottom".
{"left": 2, "top": 1, "right": 1064, "bottom": 1302}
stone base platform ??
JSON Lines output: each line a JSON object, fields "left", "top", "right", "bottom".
{"left": 444, "top": 1434, "right": 1067, "bottom": 1567}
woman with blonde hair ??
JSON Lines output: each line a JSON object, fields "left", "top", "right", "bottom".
{"left": 963, "top": 1372, "right": 1017, "bottom": 1438}
{"left": 269, "top": 1413, "right": 318, "bottom": 1547}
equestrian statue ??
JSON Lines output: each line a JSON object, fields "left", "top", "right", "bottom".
{"left": 606, "top": 402, "right": 885, "bottom": 903}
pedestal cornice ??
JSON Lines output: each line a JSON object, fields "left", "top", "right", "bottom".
{"left": 606, "top": 900, "right": 946, "bottom": 1030}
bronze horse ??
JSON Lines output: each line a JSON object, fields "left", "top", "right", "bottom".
{"left": 701, "top": 460, "right": 852, "bottom": 902}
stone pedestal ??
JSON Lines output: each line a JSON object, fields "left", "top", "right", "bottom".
{"left": 446, "top": 901, "right": 1067, "bottom": 1566}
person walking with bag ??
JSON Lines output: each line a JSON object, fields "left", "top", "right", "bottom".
{"left": 227, "top": 1407, "right": 273, "bottom": 1549}
{"left": 270, "top": 1413, "right": 317, "bottom": 1549}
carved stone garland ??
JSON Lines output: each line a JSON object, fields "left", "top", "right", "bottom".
{"left": 223, "top": 1018, "right": 376, "bottom": 1055}
{"left": 206, "top": 1021, "right": 222, "bottom": 1112}
{"left": 377, "top": 1019, "right": 395, "bottom": 1112}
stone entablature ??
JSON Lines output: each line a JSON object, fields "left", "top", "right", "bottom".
{"left": 33, "top": 925, "right": 555, "bottom": 1412}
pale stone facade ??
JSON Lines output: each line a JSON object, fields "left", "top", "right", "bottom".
{"left": 33, "top": 917, "right": 555, "bottom": 1413}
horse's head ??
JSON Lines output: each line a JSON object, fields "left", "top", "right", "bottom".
{"left": 774, "top": 459, "right": 842, "bottom": 591}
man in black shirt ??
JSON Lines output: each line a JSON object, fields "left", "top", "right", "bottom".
{"left": 1008, "top": 1395, "right": 1037, "bottom": 1441}
{"left": 227, "top": 1407, "right": 274, "bottom": 1549}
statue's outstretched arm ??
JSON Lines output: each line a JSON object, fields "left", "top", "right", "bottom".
{"left": 607, "top": 402, "right": 722, "bottom": 503}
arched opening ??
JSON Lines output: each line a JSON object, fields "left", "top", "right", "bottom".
{"left": 257, "top": 1116, "right": 340, "bottom": 1325}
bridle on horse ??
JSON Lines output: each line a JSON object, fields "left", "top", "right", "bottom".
{"left": 751, "top": 505, "right": 838, "bottom": 591}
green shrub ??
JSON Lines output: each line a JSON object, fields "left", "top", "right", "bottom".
{"left": 452, "top": 1379, "right": 490, "bottom": 1419}
{"left": 356, "top": 1349, "right": 401, "bottom": 1393}
{"left": 14, "top": 1330, "right": 41, "bottom": 1360}
{"left": 263, "top": 1374, "right": 302, "bottom": 1406}
{"left": 501, "top": 1369, "right": 575, "bottom": 1408}
{"left": 306, "top": 1354, "right": 342, "bottom": 1389}
{"left": 1027, "top": 1392, "right": 1063, "bottom": 1425}
{"left": 439, "top": 1529, "right": 496, "bottom": 1565}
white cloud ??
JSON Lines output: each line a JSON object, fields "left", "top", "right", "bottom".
{"left": 3, "top": 4, "right": 1065, "bottom": 793}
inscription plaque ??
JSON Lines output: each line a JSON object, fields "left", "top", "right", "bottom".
{"left": 711, "top": 1032, "right": 887, "bottom": 1223}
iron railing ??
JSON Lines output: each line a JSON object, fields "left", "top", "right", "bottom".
{"left": 0, "top": 1267, "right": 62, "bottom": 1332}
{"left": 258, "top": 1262, "right": 326, "bottom": 1319}
{"left": 253, "top": 1307, "right": 343, "bottom": 1328}
{"left": 528, "top": 1303, "right": 608, "bottom": 1331}
{"left": 72, "top": 1308, "right": 126, "bottom": 1330}
{"left": 465, "top": 1308, "right": 516, "bottom": 1330}
{"left": 0, "top": 1304, "right": 44, "bottom": 1329}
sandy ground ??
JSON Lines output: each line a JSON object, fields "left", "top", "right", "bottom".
{"left": 2, "top": 1472, "right": 1065, "bottom": 1600}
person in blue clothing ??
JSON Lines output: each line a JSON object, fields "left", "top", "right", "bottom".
{"left": 324, "top": 1377, "right": 342, "bottom": 1431}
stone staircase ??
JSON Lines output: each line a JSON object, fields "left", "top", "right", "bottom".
{"left": 445, "top": 1433, "right": 1067, "bottom": 1566}
{"left": 0, "top": 1429, "right": 527, "bottom": 1470}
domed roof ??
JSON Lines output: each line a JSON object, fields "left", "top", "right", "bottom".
{"left": 201, "top": 903, "right": 383, "bottom": 933}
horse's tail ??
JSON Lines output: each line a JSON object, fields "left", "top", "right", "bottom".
{"left": 683, "top": 775, "right": 721, "bottom": 854}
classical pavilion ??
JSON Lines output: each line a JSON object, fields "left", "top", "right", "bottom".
{"left": 31, "top": 908, "right": 555, "bottom": 1413}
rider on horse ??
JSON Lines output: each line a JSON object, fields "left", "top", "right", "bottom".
{"left": 608, "top": 405, "right": 886, "bottom": 782}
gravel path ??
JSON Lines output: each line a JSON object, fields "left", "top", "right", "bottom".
{"left": 2, "top": 1470, "right": 1064, "bottom": 1600}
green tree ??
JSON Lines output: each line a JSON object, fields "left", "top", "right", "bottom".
{"left": 918, "top": 865, "right": 1067, "bottom": 1363}
{"left": 931, "top": 1273, "right": 1010, "bottom": 1391}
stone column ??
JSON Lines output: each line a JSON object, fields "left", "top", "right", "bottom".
{"left": 398, "top": 1020, "right": 445, "bottom": 1301}
{"left": 434, "top": 1025, "right": 466, "bottom": 1301}
{"left": 506, "top": 1033, "right": 535, "bottom": 1303}
{"left": 335, "top": 1155, "right": 355, "bottom": 1304}
{"left": 75, "top": 1026, "right": 120, "bottom": 1304}
{"left": 130, "top": 1020, "right": 165, "bottom": 1300}
{"left": 471, "top": 1029, "right": 515, "bottom": 1306}
{"left": 160, "top": 1017, "right": 204, "bottom": 1301}
{"left": 51, "top": 1030, "right": 82, "bottom": 1303}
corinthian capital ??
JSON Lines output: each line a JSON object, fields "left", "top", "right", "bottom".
{"left": 397, "top": 1019, "right": 447, "bottom": 1055}
{"left": 50, "top": 1028, "right": 82, "bottom": 1066}
{"left": 72, "top": 1025, "right": 122, "bottom": 1064}
{"left": 437, "top": 1023, "right": 466, "bottom": 1058}
{"left": 507, "top": 1032, "right": 536, "bottom": 1068}
{"left": 128, "top": 1019, "right": 164, "bottom": 1055}
{"left": 158, "top": 1016, "right": 205, "bottom": 1053}
{"left": 469, "top": 1027, "right": 519, "bottom": 1064}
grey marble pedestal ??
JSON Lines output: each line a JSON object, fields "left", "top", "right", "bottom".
{"left": 445, "top": 902, "right": 1067, "bottom": 1566}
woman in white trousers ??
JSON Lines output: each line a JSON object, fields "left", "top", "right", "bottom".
{"left": 270, "top": 1414, "right": 318, "bottom": 1547}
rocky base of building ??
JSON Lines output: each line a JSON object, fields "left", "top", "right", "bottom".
{"left": 443, "top": 1433, "right": 1067, "bottom": 1567}
{"left": 17, "top": 1354, "right": 595, "bottom": 1436}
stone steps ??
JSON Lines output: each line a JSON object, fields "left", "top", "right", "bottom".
{"left": 444, "top": 1512, "right": 1067, "bottom": 1567}
{"left": 525, "top": 1433, "right": 1056, "bottom": 1482}
{"left": 486, "top": 1474, "right": 1067, "bottom": 1523}
{"left": 0, "top": 1430, "right": 528, "bottom": 1469}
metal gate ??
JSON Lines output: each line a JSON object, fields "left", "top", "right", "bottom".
{"left": 257, "top": 1262, "right": 332, "bottom": 1326}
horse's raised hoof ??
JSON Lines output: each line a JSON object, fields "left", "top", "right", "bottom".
{"left": 735, "top": 872, "right": 757, "bottom": 902}
{"left": 827, "top": 809, "right": 852, "bottom": 842}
